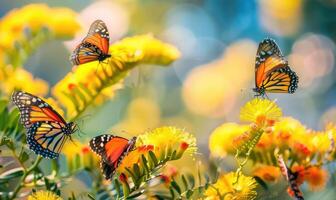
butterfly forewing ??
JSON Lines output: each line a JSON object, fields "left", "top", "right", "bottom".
{"left": 89, "top": 134, "right": 115, "bottom": 156}
{"left": 11, "top": 91, "right": 74, "bottom": 159}
{"left": 89, "top": 134, "right": 136, "bottom": 180}
{"left": 12, "top": 91, "right": 66, "bottom": 128}
{"left": 254, "top": 38, "right": 298, "bottom": 96}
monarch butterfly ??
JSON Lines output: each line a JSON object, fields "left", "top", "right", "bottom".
{"left": 253, "top": 38, "right": 298, "bottom": 97}
{"left": 89, "top": 134, "right": 137, "bottom": 180}
{"left": 277, "top": 155, "right": 304, "bottom": 200}
{"left": 12, "top": 91, "right": 77, "bottom": 159}
{"left": 70, "top": 20, "right": 111, "bottom": 66}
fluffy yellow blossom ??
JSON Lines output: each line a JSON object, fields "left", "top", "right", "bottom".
{"left": 240, "top": 98, "right": 282, "bottom": 126}
{"left": 204, "top": 172, "right": 257, "bottom": 200}
{"left": 0, "top": 3, "right": 79, "bottom": 52}
{"left": 47, "top": 8, "right": 80, "bottom": 38}
{"left": 137, "top": 126, "right": 197, "bottom": 157}
{"left": 0, "top": 66, "right": 48, "bottom": 97}
{"left": 209, "top": 123, "right": 250, "bottom": 157}
{"left": 116, "top": 127, "right": 196, "bottom": 177}
{"left": 272, "top": 117, "right": 306, "bottom": 147}
{"left": 28, "top": 191, "right": 63, "bottom": 200}
{"left": 253, "top": 165, "right": 281, "bottom": 182}
{"left": 305, "top": 167, "right": 329, "bottom": 191}
{"left": 53, "top": 34, "right": 180, "bottom": 119}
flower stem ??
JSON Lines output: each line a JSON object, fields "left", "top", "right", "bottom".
{"left": 10, "top": 156, "right": 43, "bottom": 200}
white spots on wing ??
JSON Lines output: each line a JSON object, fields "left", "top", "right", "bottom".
{"left": 100, "top": 143, "right": 104, "bottom": 147}
{"left": 32, "top": 98, "right": 37, "bottom": 103}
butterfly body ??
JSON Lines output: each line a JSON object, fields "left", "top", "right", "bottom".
{"left": 70, "top": 20, "right": 111, "bottom": 66}
{"left": 254, "top": 38, "right": 298, "bottom": 97}
{"left": 89, "top": 135, "right": 136, "bottom": 180}
{"left": 12, "top": 91, "right": 76, "bottom": 159}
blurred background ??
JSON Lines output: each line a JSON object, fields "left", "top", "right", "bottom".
{"left": 1, "top": 0, "right": 336, "bottom": 188}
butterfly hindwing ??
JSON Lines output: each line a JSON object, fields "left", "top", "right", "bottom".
{"left": 262, "top": 66, "right": 298, "bottom": 93}
{"left": 89, "top": 135, "right": 136, "bottom": 180}
{"left": 12, "top": 91, "right": 75, "bottom": 159}
{"left": 254, "top": 38, "right": 298, "bottom": 96}
{"left": 27, "top": 122, "right": 68, "bottom": 159}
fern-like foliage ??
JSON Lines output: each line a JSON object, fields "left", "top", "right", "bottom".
{"left": 0, "top": 99, "right": 24, "bottom": 144}
{"left": 236, "top": 129, "right": 264, "bottom": 157}
{"left": 6, "top": 27, "right": 51, "bottom": 68}
{"left": 96, "top": 149, "right": 185, "bottom": 199}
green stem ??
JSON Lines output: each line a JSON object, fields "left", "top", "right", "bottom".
{"left": 234, "top": 129, "right": 264, "bottom": 184}
{"left": 10, "top": 156, "right": 43, "bottom": 200}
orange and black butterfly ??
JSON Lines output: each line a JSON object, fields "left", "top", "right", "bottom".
{"left": 253, "top": 38, "right": 298, "bottom": 97}
{"left": 277, "top": 155, "right": 304, "bottom": 200}
{"left": 12, "top": 91, "right": 77, "bottom": 159}
{"left": 70, "top": 20, "right": 111, "bottom": 66}
{"left": 89, "top": 134, "right": 137, "bottom": 180}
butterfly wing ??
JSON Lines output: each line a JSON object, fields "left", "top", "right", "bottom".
{"left": 12, "top": 91, "right": 67, "bottom": 128}
{"left": 86, "top": 19, "right": 110, "bottom": 54}
{"left": 12, "top": 91, "right": 71, "bottom": 159}
{"left": 89, "top": 135, "right": 136, "bottom": 179}
{"left": 261, "top": 66, "right": 298, "bottom": 93}
{"left": 255, "top": 39, "right": 287, "bottom": 89}
{"left": 70, "top": 43, "right": 103, "bottom": 65}
{"left": 27, "top": 121, "right": 68, "bottom": 159}
{"left": 255, "top": 39, "right": 298, "bottom": 94}
{"left": 70, "top": 20, "right": 110, "bottom": 66}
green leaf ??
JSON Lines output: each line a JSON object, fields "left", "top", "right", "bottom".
{"left": 254, "top": 176, "right": 268, "bottom": 190}
{"left": 148, "top": 151, "right": 158, "bottom": 166}
{"left": 125, "top": 167, "right": 139, "bottom": 188}
{"left": 140, "top": 155, "right": 149, "bottom": 175}
{"left": 187, "top": 174, "right": 195, "bottom": 189}
{"left": 19, "top": 150, "right": 29, "bottom": 163}
{"left": 170, "top": 180, "right": 181, "bottom": 194}
{"left": 182, "top": 175, "right": 189, "bottom": 190}
{"left": 113, "top": 178, "right": 122, "bottom": 198}
{"left": 0, "top": 168, "right": 24, "bottom": 183}
{"left": 186, "top": 190, "right": 193, "bottom": 199}
{"left": 87, "top": 193, "right": 95, "bottom": 200}
{"left": 132, "top": 164, "right": 141, "bottom": 180}
{"left": 126, "top": 191, "right": 144, "bottom": 199}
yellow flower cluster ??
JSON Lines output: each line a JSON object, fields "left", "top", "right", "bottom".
{"left": 0, "top": 3, "right": 80, "bottom": 52}
{"left": 204, "top": 172, "right": 257, "bottom": 200}
{"left": 209, "top": 98, "right": 336, "bottom": 193}
{"left": 52, "top": 34, "right": 180, "bottom": 119}
{"left": 117, "top": 126, "right": 197, "bottom": 174}
{"left": 0, "top": 66, "right": 48, "bottom": 97}
{"left": 28, "top": 190, "right": 63, "bottom": 200}
{"left": 209, "top": 98, "right": 281, "bottom": 157}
